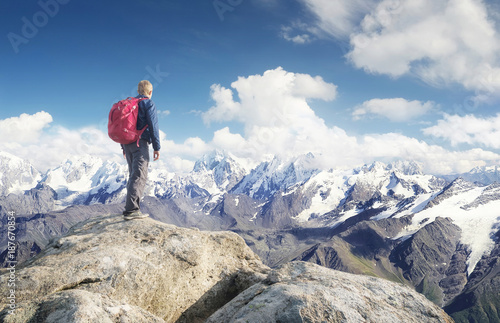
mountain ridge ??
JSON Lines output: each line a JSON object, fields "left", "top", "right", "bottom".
{"left": 2, "top": 150, "right": 500, "bottom": 322}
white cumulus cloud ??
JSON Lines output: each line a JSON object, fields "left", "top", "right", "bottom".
{"left": 353, "top": 98, "right": 436, "bottom": 122}
{"left": 202, "top": 67, "right": 342, "bottom": 162}
{"left": 297, "top": 0, "right": 500, "bottom": 101}
{"left": 0, "top": 111, "right": 53, "bottom": 143}
{"left": 300, "top": 0, "right": 376, "bottom": 39}
{"left": 348, "top": 0, "right": 500, "bottom": 99}
{"left": 423, "top": 113, "right": 500, "bottom": 149}
{"left": 3, "top": 68, "right": 500, "bottom": 176}
{"left": 203, "top": 67, "right": 337, "bottom": 127}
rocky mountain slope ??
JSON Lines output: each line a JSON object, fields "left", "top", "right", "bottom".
{"left": 2, "top": 150, "right": 500, "bottom": 322}
{"left": 0, "top": 215, "right": 452, "bottom": 323}
{"left": 444, "top": 229, "right": 500, "bottom": 323}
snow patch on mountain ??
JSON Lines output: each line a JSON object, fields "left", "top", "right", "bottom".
{"left": 373, "top": 192, "right": 437, "bottom": 220}
{"left": 294, "top": 168, "right": 353, "bottom": 222}
{"left": 395, "top": 183, "right": 499, "bottom": 275}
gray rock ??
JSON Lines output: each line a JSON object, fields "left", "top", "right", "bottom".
{"left": 0, "top": 215, "right": 269, "bottom": 323}
{"left": 0, "top": 290, "right": 165, "bottom": 323}
{"left": 206, "top": 261, "right": 454, "bottom": 323}
{"left": 0, "top": 204, "right": 123, "bottom": 267}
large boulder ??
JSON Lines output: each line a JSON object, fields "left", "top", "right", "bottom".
{"left": 0, "top": 215, "right": 269, "bottom": 322}
{"left": 206, "top": 261, "right": 454, "bottom": 323}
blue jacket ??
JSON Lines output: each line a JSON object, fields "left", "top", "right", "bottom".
{"left": 136, "top": 95, "right": 161, "bottom": 151}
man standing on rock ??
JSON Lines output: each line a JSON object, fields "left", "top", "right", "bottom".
{"left": 122, "top": 80, "right": 161, "bottom": 220}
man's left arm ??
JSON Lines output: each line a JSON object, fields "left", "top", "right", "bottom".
{"left": 145, "top": 101, "right": 161, "bottom": 160}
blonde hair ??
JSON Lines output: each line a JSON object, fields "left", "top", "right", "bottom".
{"left": 138, "top": 80, "right": 153, "bottom": 97}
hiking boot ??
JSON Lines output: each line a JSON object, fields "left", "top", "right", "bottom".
{"left": 123, "top": 211, "right": 149, "bottom": 221}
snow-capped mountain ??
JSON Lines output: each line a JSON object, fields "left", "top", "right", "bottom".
{"left": 231, "top": 153, "right": 320, "bottom": 199}
{"left": 0, "top": 151, "right": 41, "bottom": 195}
{"left": 2, "top": 151, "right": 500, "bottom": 278}
{"left": 443, "top": 165, "right": 500, "bottom": 185}
{"left": 191, "top": 149, "right": 248, "bottom": 194}
{"left": 40, "top": 155, "right": 127, "bottom": 205}
{"left": 23, "top": 150, "right": 249, "bottom": 206}
{"left": 146, "top": 150, "right": 248, "bottom": 200}
{"left": 2, "top": 149, "right": 500, "bottom": 321}
{"left": 270, "top": 160, "right": 446, "bottom": 224}
{"left": 147, "top": 168, "right": 209, "bottom": 199}
{"left": 391, "top": 178, "right": 500, "bottom": 275}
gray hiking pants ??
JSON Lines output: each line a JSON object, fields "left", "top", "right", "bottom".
{"left": 123, "top": 139, "right": 149, "bottom": 214}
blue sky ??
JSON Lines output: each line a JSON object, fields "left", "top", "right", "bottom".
{"left": 2, "top": 0, "right": 500, "bottom": 174}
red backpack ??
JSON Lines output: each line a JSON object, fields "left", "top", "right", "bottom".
{"left": 108, "top": 97, "right": 148, "bottom": 146}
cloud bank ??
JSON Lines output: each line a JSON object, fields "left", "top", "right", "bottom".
{"left": 2, "top": 67, "right": 499, "bottom": 175}
{"left": 199, "top": 67, "right": 498, "bottom": 174}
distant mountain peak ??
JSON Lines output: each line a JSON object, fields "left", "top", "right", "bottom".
{"left": 191, "top": 149, "right": 248, "bottom": 193}
{"left": 388, "top": 160, "right": 424, "bottom": 175}
{"left": 439, "top": 164, "right": 500, "bottom": 186}
{"left": 231, "top": 152, "right": 321, "bottom": 199}
{"left": 0, "top": 151, "right": 41, "bottom": 195}
{"left": 39, "top": 154, "right": 126, "bottom": 205}
{"left": 447, "top": 177, "right": 479, "bottom": 191}
{"left": 359, "top": 160, "right": 424, "bottom": 176}
{"left": 193, "top": 149, "right": 238, "bottom": 172}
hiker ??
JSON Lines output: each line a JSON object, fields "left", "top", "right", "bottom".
{"left": 121, "top": 80, "right": 161, "bottom": 220}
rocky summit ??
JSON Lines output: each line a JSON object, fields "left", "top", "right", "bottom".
{"left": 0, "top": 215, "right": 268, "bottom": 323}
{"left": 0, "top": 215, "right": 452, "bottom": 323}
